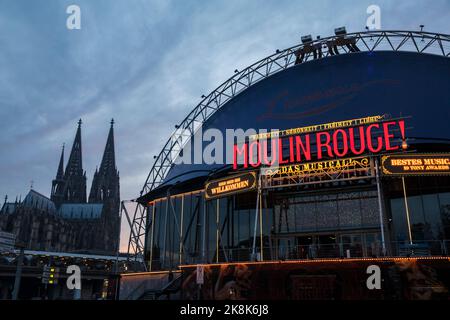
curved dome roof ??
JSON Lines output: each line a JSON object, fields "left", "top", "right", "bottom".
{"left": 141, "top": 31, "right": 450, "bottom": 197}
{"left": 161, "top": 50, "right": 450, "bottom": 186}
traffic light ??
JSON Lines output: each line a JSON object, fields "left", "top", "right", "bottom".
{"left": 42, "top": 265, "right": 60, "bottom": 285}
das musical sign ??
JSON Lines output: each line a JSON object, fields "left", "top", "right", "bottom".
{"left": 261, "top": 157, "right": 371, "bottom": 177}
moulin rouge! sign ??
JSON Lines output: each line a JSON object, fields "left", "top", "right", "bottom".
{"left": 232, "top": 115, "right": 407, "bottom": 170}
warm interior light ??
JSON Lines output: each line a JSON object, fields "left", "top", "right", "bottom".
{"left": 177, "top": 256, "right": 450, "bottom": 269}
{"left": 402, "top": 139, "right": 408, "bottom": 150}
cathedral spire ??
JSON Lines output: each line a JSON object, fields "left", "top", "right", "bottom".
{"left": 56, "top": 143, "right": 65, "bottom": 179}
{"left": 51, "top": 120, "right": 87, "bottom": 206}
{"left": 89, "top": 119, "right": 119, "bottom": 204}
{"left": 65, "top": 119, "right": 83, "bottom": 177}
{"left": 51, "top": 144, "right": 66, "bottom": 205}
{"left": 53, "top": 119, "right": 87, "bottom": 204}
{"left": 98, "top": 118, "right": 116, "bottom": 176}
{"left": 88, "top": 119, "right": 120, "bottom": 253}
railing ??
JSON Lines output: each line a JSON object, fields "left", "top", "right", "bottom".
{"left": 0, "top": 252, "right": 132, "bottom": 272}
{"left": 148, "top": 240, "right": 450, "bottom": 270}
{"left": 224, "top": 240, "right": 450, "bottom": 261}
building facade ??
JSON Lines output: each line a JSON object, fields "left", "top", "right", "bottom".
{"left": 133, "top": 30, "right": 450, "bottom": 273}
{"left": 0, "top": 120, "right": 120, "bottom": 255}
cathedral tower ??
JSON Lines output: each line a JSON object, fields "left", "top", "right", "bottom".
{"left": 89, "top": 119, "right": 120, "bottom": 253}
{"left": 51, "top": 119, "right": 87, "bottom": 207}
{"left": 50, "top": 144, "right": 65, "bottom": 206}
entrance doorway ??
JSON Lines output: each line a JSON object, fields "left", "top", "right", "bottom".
{"left": 295, "top": 234, "right": 339, "bottom": 259}
{"left": 296, "top": 236, "right": 313, "bottom": 259}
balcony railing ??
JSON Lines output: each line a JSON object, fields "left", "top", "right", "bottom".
{"left": 148, "top": 240, "right": 450, "bottom": 270}
{"left": 220, "top": 240, "right": 450, "bottom": 262}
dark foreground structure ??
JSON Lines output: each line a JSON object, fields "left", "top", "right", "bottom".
{"left": 0, "top": 250, "right": 129, "bottom": 300}
{"left": 120, "top": 29, "right": 450, "bottom": 300}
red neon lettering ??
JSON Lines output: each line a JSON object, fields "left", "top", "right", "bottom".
{"left": 233, "top": 119, "right": 406, "bottom": 170}
{"left": 295, "top": 135, "right": 311, "bottom": 162}
{"left": 248, "top": 141, "right": 261, "bottom": 167}
{"left": 278, "top": 138, "right": 288, "bottom": 165}
{"left": 233, "top": 143, "right": 248, "bottom": 169}
{"left": 316, "top": 132, "right": 333, "bottom": 159}
{"left": 366, "top": 124, "right": 383, "bottom": 153}
{"left": 383, "top": 121, "right": 400, "bottom": 151}
{"left": 289, "top": 136, "right": 295, "bottom": 162}
{"left": 262, "top": 139, "right": 277, "bottom": 166}
{"left": 332, "top": 129, "right": 349, "bottom": 157}
{"left": 349, "top": 126, "right": 366, "bottom": 155}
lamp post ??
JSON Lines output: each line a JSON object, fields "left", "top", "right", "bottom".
{"left": 12, "top": 242, "right": 25, "bottom": 300}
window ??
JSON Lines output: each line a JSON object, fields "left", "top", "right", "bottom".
{"left": 274, "top": 191, "right": 378, "bottom": 234}
{"left": 390, "top": 192, "right": 450, "bottom": 241}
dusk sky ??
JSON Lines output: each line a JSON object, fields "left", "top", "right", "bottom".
{"left": 0, "top": 0, "right": 449, "bottom": 251}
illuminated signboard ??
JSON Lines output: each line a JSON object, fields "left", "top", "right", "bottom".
{"left": 205, "top": 172, "right": 257, "bottom": 200}
{"left": 381, "top": 154, "right": 450, "bottom": 176}
{"left": 233, "top": 115, "right": 407, "bottom": 170}
{"left": 261, "top": 157, "right": 371, "bottom": 177}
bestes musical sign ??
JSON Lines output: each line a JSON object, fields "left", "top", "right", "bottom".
{"left": 381, "top": 154, "right": 450, "bottom": 176}
{"left": 233, "top": 115, "right": 406, "bottom": 170}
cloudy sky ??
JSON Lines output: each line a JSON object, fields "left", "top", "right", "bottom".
{"left": 0, "top": 0, "right": 449, "bottom": 251}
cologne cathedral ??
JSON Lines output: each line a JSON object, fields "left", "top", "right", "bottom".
{"left": 0, "top": 120, "right": 120, "bottom": 255}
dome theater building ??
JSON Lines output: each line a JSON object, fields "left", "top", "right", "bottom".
{"left": 122, "top": 29, "right": 450, "bottom": 300}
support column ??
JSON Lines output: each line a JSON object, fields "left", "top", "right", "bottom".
{"left": 202, "top": 197, "right": 207, "bottom": 263}
{"left": 162, "top": 191, "right": 170, "bottom": 268}
{"left": 12, "top": 246, "right": 24, "bottom": 300}
{"left": 402, "top": 177, "right": 413, "bottom": 245}
{"left": 259, "top": 190, "right": 264, "bottom": 261}
{"left": 179, "top": 195, "right": 184, "bottom": 265}
{"left": 149, "top": 203, "right": 156, "bottom": 271}
{"left": 216, "top": 199, "right": 220, "bottom": 263}
{"left": 252, "top": 173, "right": 261, "bottom": 261}
{"left": 375, "top": 158, "right": 387, "bottom": 256}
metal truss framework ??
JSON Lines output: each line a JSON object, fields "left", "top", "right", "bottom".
{"left": 122, "top": 201, "right": 147, "bottom": 268}
{"left": 127, "top": 30, "right": 450, "bottom": 260}
{"left": 141, "top": 30, "right": 450, "bottom": 196}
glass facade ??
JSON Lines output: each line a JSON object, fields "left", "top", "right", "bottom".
{"left": 390, "top": 192, "right": 450, "bottom": 241}
{"left": 144, "top": 174, "right": 450, "bottom": 271}
{"left": 273, "top": 190, "right": 379, "bottom": 234}
{"left": 271, "top": 190, "right": 383, "bottom": 259}
{"left": 146, "top": 192, "right": 206, "bottom": 270}
{"left": 146, "top": 190, "right": 274, "bottom": 270}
